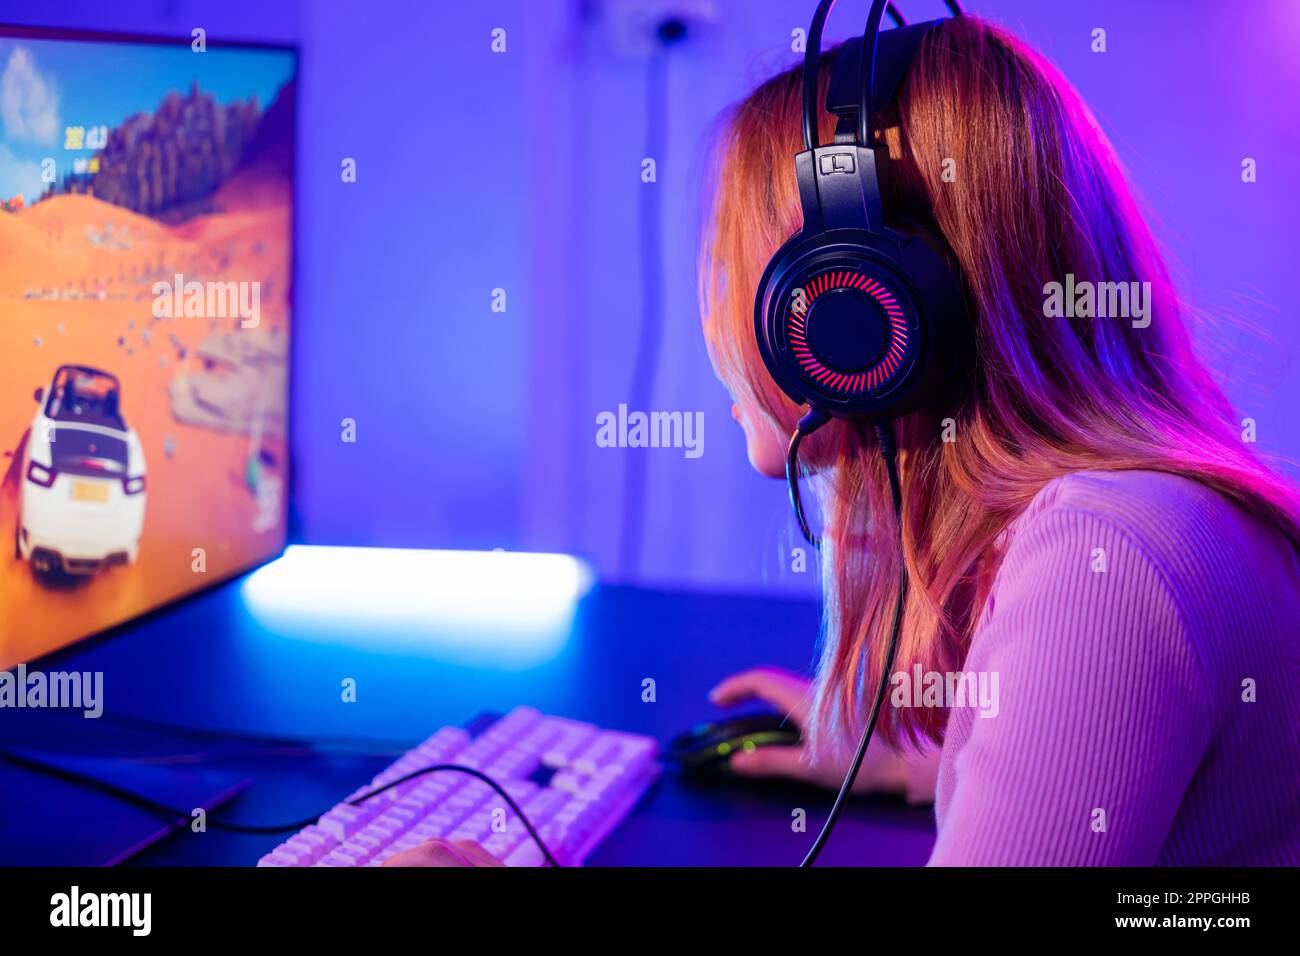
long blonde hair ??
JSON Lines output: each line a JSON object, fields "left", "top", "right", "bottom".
{"left": 699, "top": 16, "right": 1300, "bottom": 755}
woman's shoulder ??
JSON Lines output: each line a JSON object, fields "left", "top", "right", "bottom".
{"left": 1007, "top": 468, "right": 1283, "bottom": 563}
{"left": 996, "top": 468, "right": 1299, "bottom": 638}
{"left": 1016, "top": 468, "right": 1233, "bottom": 530}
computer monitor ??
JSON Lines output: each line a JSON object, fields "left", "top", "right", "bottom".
{"left": 0, "top": 25, "right": 297, "bottom": 668}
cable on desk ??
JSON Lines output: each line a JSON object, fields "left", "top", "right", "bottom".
{"left": 0, "top": 747, "right": 559, "bottom": 864}
{"left": 61, "top": 709, "right": 417, "bottom": 754}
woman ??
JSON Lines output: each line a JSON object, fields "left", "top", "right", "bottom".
{"left": 394, "top": 14, "right": 1300, "bottom": 867}
{"left": 700, "top": 14, "right": 1300, "bottom": 866}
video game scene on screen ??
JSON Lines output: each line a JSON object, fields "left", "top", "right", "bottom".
{"left": 0, "top": 38, "right": 295, "bottom": 667}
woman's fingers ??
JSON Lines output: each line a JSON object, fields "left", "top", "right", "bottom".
{"left": 448, "top": 839, "right": 506, "bottom": 867}
{"left": 728, "top": 742, "right": 812, "bottom": 781}
{"left": 383, "top": 839, "right": 472, "bottom": 867}
{"left": 382, "top": 838, "right": 503, "bottom": 867}
{"left": 707, "top": 668, "right": 923, "bottom": 797}
{"left": 708, "top": 666, "right": 811, "bottom": 722}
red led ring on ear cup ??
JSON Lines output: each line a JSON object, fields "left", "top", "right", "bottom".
{"left": 786, "top": 269, "right": 909, "bottom": 394}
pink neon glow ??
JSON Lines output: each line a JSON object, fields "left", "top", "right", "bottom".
{"left": 786, "top": 269, "right": 909, "bottom": 394}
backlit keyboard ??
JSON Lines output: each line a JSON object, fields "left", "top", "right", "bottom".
{"left": 257, "top": 707, "right": 660, "bottom": 867}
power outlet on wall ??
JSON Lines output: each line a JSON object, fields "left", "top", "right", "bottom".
{"left": 585, "top": 0, "right": 718, "bottom": 58}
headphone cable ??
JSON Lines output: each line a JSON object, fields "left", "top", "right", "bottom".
{"left": 786, "top": 407, "right": 832, "bottom": 549}
{"left": 799, "top": 417, "right": 907, "bottom": 866}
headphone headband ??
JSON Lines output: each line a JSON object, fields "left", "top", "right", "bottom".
{"left": 802, "top": 0, "right": 891, "bottom": 150}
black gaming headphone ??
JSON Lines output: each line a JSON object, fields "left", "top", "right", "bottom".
{"left": 755, "top": 0, "right": 969, "bottom": 548}
{"left": 764, "top": 0, "right": 968, "bottom": 867}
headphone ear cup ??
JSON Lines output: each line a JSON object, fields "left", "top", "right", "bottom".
{"left": 754, "top": 234, "right": 815, "bottom": 407}
{"left": 755, "top": 227, "right": 964, "bottom": 419}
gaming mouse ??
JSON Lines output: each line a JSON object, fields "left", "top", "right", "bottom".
{"left": 669, "top": 711, "right": 802, "bottom": 774}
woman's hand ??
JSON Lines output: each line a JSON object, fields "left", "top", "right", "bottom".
{"left": 708, "top": 666, "right": 939, "bottom": 802}
{"left": 383, "top": 838, "right": 505, "bottom": 867}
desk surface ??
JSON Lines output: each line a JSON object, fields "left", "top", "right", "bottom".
{"left": 1, "top": 568, "right": 936, "bottom": 866}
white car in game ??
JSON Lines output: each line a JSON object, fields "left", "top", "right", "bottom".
{"left": 16, "top": 365, "right": 147, "bottom": 576}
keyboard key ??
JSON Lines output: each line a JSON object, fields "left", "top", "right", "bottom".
{"left": 319, "top": 806, "right": 370, "bottom": 840}
{"left": 503, "top": 842, "right": 547, "bottom": 867}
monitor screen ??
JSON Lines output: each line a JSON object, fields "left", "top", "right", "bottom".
{"left": 0, "top": 28, "right": 296, "bottom": 668}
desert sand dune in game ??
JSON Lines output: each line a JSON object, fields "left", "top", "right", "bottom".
{"left": 0, "top": 181, "right": 291, "bottom": 668}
